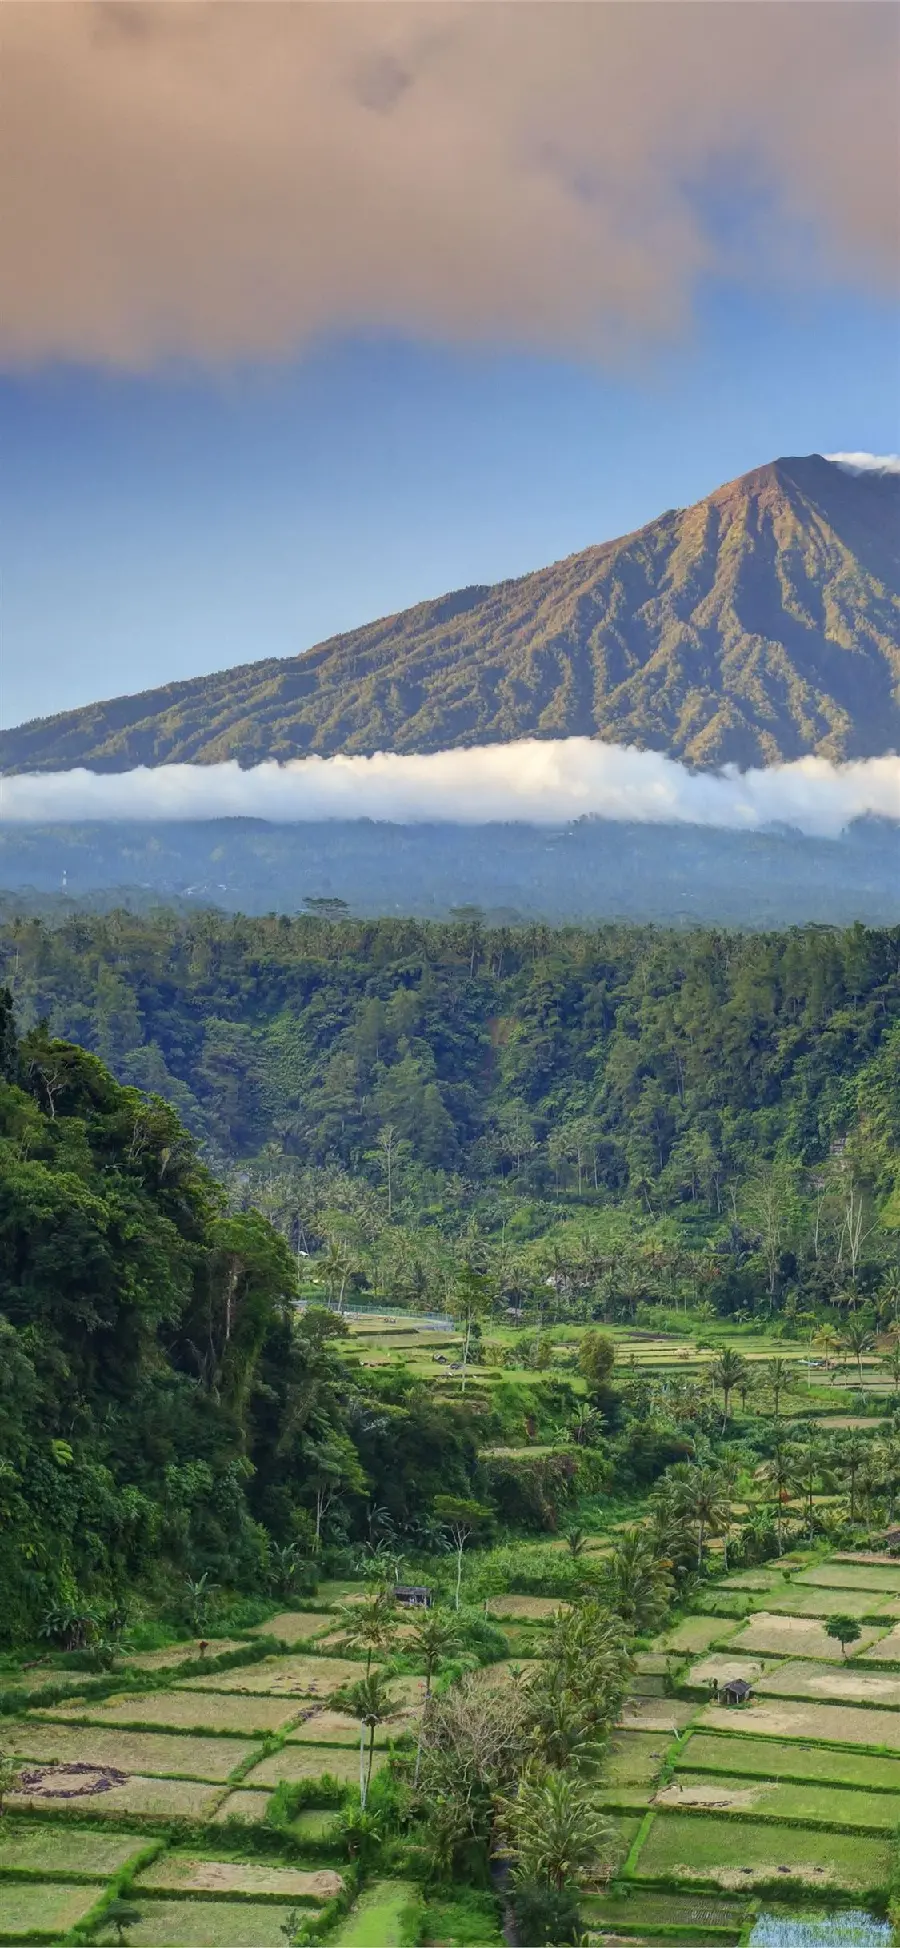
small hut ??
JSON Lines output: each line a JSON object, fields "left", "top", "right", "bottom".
{"left": 722, "top": 1677, "right": 753, "bottom": 1707}
{"left": 394, "top": 1584, "right": 432, "bottom": 1610}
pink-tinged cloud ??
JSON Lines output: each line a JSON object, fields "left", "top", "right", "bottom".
{"left": 0, "top": 2, "right": 897, "bottom": 371}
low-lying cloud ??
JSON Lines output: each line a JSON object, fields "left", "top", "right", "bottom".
{"left": 827, "top": 453, "right": 900, "bottom": 476}
{"left": 2, "top": 742, "right": 900, "bottom": 840}
{"left": 0, "top": 4, "right": 896, "bottom": 368}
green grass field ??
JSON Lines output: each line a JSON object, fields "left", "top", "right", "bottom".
{"left": 45, "top": 1687, "right": 304, "bottom": 1736}
{"left": 655, "top": 1618, "right": 739, "bottom": 1654}
{"left": 95, "top": 1898, "right": 302, "bottom": 1945}
{"left": 656, "top": 1770, "right": 900, "bottom": 1830}
{"left": 676, "top": 1730, "right": 900, "bottom": 1791}
{"left": 794, "top": 1564, "right": 900, "bottom": 1593}
{"left": 602, "top": 1732, "right": 675, "bottom": 1786}
{"left": 0, "top": 1880, "right": 104, "bottom": 1938}
{"left": 0, "top": 1824, "right": 148, "bottom": 1878}
{"left": 632, "top": 1811, "right": 892, "bottom": 1892}
{"left": 725, "top": 1613, "right": 887, "bottom": 1661}
{"left": 331, "top": 1880, "right": 422, "bottom": 1947}
{"left": 582, "top": 1890, "right": 745, "bottom": 1933}
{"left": 6, "top": 1719, "right": 256, "bottom": 1780}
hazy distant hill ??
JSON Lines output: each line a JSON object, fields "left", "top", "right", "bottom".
{"left": 3, "top": 455, "right": 899, "bottom": 774}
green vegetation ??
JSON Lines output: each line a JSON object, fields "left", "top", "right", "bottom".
{"left": 632, "top": 1813, "right": 892, "bottom": 1893}
{"left": 3, "top": 457, "right": 898, "bottom": 775}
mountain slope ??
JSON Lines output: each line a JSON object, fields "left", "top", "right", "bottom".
{"left": 4, "top": 455, "right": 899, "bottom": 774}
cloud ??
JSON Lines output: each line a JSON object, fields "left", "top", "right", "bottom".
{"left": 2, "top": 741, "right": 900, "bottom": 840}
{"left": 827, "top": 453, "right": 900, "bottom": 475}
{"left": 0, "top": 3, "right": 896, "bottom": 368}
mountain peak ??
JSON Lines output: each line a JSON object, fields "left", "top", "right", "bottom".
{"left": 2, "top": 456, "right": 898, "bottom": 776}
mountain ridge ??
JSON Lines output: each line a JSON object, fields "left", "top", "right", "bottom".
{"left": 4, "top": 453, "right": 899, "bottom": 775}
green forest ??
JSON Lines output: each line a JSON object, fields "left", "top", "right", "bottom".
{"left": 4, "top": 913, "right": 900, "bottom": 1944}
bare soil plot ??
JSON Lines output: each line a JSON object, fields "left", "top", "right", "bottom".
{"left": 654, "top": 1618, "right": 739, "bottom": 1655}
{"left": 5, "top": 1720, "right": 254, "bottom": 1780}
{"left": 686, "top": 1655, "right": 775, "bottom": 1689}
{"left": 0, "top": 1881, "right": 104, "bottom": 1936}
{"left": 698, "top": 1697, "right": 900, "bottom": 1749}
{"left": 94, "top": 1897, "right": 303, "bottom": 1945}
{"left": 285, "top": 1709, "right": 405, "bottom": 1747}
{"left": 632, "top": 1811, "right": 891, "bottom": 1892}
{"left": 727, "top": 1612, "right": 887, "bottom": 1661}
{"left": 751, "top": 1586, "right": 896, "bottom": 1620}
{"left": 180, "top": 1654, "right": 364, "bottom": 1696}
{"left": 210, "top": 1789, "right": 273, "bottom": 1824}
{"left": 42, "top": 1689, "right": 302, "bottom": 1737}
{"left": 601, "top": 1733, "right": 673, "bottom": 1786}
{"left": 136, "top": 1854, "right": 343, "bottom": 1900}
{"left": 244, "top": 1743, "right": 387, "bottom": 1788}
{"left": 248, "top": 1612, "right": 334, "bottom": 1643}
{"left": 9, "top": 1772, "right": 222, "bottom": 1819}
{"left": 861, "top": 1623, "right": 900, "bottom": 1662}
{"left": 676, "top": 1731, "right": 900, "bottom": 1792}
{"left": 0, "top": 1824, "right": 148, "bottom": 1878}
{"left": 486, "top": 1594, "right": 569, "bottom": 1621}
{"left": 794, "top": 1563, "right": 900, "bottom": 1594}
{"left": 655, "top": 1770, "right": 900, "bottom": 1829}
{"left": 120, "top": 1639, "right": 247, "bottom": 1671}
{"left": 618, "top": 1698, "right": 696, "bottom": 1733}
{"left": 756, "top": 1660, "right": 900, "bottom": 1708}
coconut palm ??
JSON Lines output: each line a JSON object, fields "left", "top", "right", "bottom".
{"left": 757, "top": 1439, "right": 796, "bottom": 1554}
{"left": 763, "top": 1356, "right": 799, "bottom": 1421}
{"left": 597, "top": 1527, "right": 673, "bottom": 1632}
{"left": 499, "top": 1765, "right": 616, "bottom": 1896}
{"left": 813, "top": 1324, "right": 841, "bottom": 1371}
{"left": 334, "top": 1586, "right": 395, "bottom": 1675}
{"left": 672, "top": 1464, "right": 732, "bottom": 1570}
{"left": 841, "top": 1321, "right": 876, "bottom": 1386}
{"left": 710, "top": 1348, "right": 750, "bottom": 1430}
{"left": 832, "top": 1430, "right": 869, "bottom": 1523}
{"left": 338, "top": 1669, "right": 393, "bottom": 1809}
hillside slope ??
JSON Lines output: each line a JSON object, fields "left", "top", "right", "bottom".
{"left": 4, "top": 455, "right": 899, "bottom": 774}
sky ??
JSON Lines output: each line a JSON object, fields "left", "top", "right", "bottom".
{"left": 1, "top": 1, "right": 898, "bottom": 732}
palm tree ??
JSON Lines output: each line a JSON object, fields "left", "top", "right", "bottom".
{"left": 564, "top": 1526, "right": 589, "bottom": 1560}
{"left": 841, "top": 1321, "right": 876, "bottom": 1386}
{"left": 813, "top": 1324, "right": 841, "bottom": 1372}
{"left": 339, "top": 1670, "right": 393, "bottom": 1809}
{"left": 764, "top": 1357, "right": 798, "bottom": 1421}
{"left": 407, "top": 1607, "right": 462, "bottom": 1787}
{"left": 882, "top": 1342, "right": 900, "bottom": 1402}
{"left": 710, "top": 1348, "right": 750, "bottom": 1430}
{"left": 500, "top": 1765, "right": 616, "bottom": 1896}
{"left": 833, "top": 1431, "right": 869, "bottom": 1523}
{"left": 757, "top": 1439, "right": 796, "bottom": 1554}
{"left": 598, "top": 1527, "right": 673, "bottom": 1631}
{"left": 334, "top": 1586, "right": 395, "bottom": 1675}
{"left": 673, "top": 1465, "right": 732, "bottom": 1570}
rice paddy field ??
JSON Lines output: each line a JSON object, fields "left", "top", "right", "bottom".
{"left": 3, "top": 1306, "right": 900, "bottom": 1945}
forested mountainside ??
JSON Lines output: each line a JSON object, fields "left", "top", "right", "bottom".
{"left": 3, "top": 817, "right": 900, "bottom": 927}
{"left": 3, "top": 457, "right": 898, "bottom": 774}
{"left": 3, "top": 910, "right": 900, "bottom": 1236}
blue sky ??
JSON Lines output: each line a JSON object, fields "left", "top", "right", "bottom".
{"left": 4, "top": 283, "right": 898, "bottom": 730}
{"left": 1, "top": 3, "right": 897, "bottom": 731}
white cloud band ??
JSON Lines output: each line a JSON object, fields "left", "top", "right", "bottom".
{"left": 2, "top": 741, "right": 900, "bottom": 839}
{"left": 826, "top": 452, "right": 900, "bottom": 474}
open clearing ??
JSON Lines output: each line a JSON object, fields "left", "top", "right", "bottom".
{"left": 582, "top": 1891, "right": 743, "bottom": 1933}
{"left": 332, "top": 1879, "right": 421, "bottom": 1947}
{"left": 726, "top": 1613, "right": 887, "bottom": 1661}
{"left": 756, "top": 1661, "right": 900, "bottom": 1707}
{"left": 0, "top": 1824, "right": 147, "bottom": 1877}
{"left": 633, "top": 1811, "right": 891, "bottom": 1891}
{"left": 44, "top": 1688, "right": 304, "bottom": 1736}
{"left": 794, "top": 1564, "right": 900, "bottom": 1593}
{"left": 618, "top": 1698, "right": 696, "bottom": 1732}
{"left": 0, "top": 1881, "right": 103, "bottom": 1936}
{"left": 485, "top": 1594, "right": 568, "bottom": 1621}
{"left": 95, "top": 1897, "right": 302, "bottom": 1945}
{"left": 675, "top": 1731, "right": 900, "bottom": 1792}
{"left": 286, "top": 1709, "right": 406, "bottom": 1746}
{"left": 210, "top": 1788, "right": 273, "bottom": 1823}
{"left": 655, "top": 1618, "right": 739, "bottom": 1654}
{"left": 120, "top": 1639, "right": 247, "bottom": 1671}
{"left": 180, "top": 1654, "right": 364, "bottom": 1695}
{"left": 861, "top": 1623, "right": 900, "bottom": 1661}
{"left": 249, "top": 1612, "right": 334, "bottom": 1643}
{"left": 136, "top": 1854, "right": 343, "bottom": 1899}
{"left": 698, "top": 1696, "right": 900, "bottom": 1748}
{"left": 743, "top": 1586, "right": 896, "bottom": 1620}
{"left": 9, "top": 1772, "right": 223, "bottom": 1819}
{"left": 4, "top": 1720, "right": 254, "bottom": 1779}
{"left": 602, "top": 1733, "right": 673, "bottom": 1786}
{"left": 245, "top": 1742, "right": 386, "bottom": 1787}
{"left": 655, "top": 1770, "right": 900, "bottom": 1829}
{"left": 686, "top": 1655, "right": 775, "bottom": 1688}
